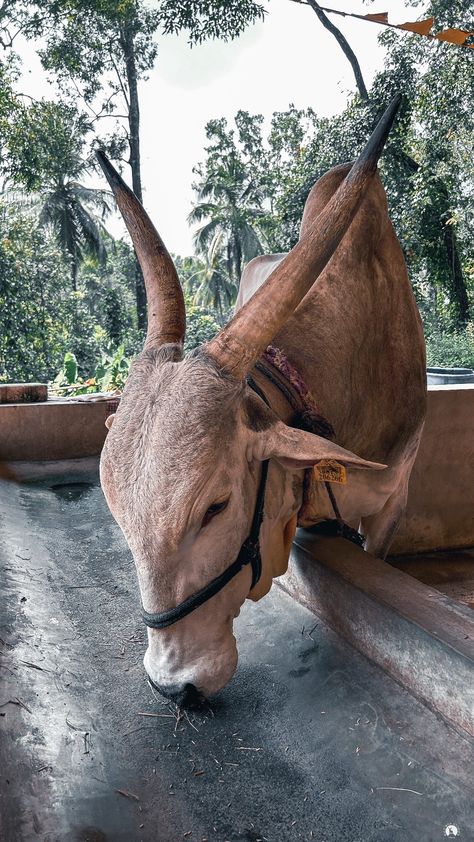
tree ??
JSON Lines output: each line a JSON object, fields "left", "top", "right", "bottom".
{"left": 189, "top": 117, "right": 269, "bottom": 285}
{"left": 0, "top": 199, "right": 89, "bottom": 381}
{"left": 159, "top": 0, "right": 265, "bottom": 44}
{"left": 12, "top": 0, "right": 265, "bottom": 330}
{"left": 184, "top": 232, "right": 236, "bottom": 322}
{"left": 79, "top": 239, "right": 137, "bottom": 347}
{"left": 3, "top": 101, "right": 111, "bottom": 288}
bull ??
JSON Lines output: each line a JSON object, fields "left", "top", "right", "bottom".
{"left": 97, "top": 95, "right": 427, "bottom": 707}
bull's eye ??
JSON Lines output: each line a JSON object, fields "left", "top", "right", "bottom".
{"left": 201, "top": 499, "right": 229, "bottom": 528}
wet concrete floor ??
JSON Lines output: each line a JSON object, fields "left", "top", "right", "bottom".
{"left": 1, "top": 467, "right": 473, "bottom": 842}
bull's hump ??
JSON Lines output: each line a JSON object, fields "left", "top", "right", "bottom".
{"left": 235, "top": 254, "right": 287, "bottom": 312}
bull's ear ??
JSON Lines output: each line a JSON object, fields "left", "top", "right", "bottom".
{"left": 253, "top": 421, "right": 386, "bottom": 472}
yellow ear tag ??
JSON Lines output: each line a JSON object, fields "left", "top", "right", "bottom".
{"left": 313, "top": 460, "right": 347, "bottom": 484}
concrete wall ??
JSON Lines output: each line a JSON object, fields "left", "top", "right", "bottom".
{"left": 1, "top": 387, "right": 473, "bottom": 554}
{"left": 0, "top": 400, "right": 109, "bottom": 462}
{"left": 391, "top": 385, "right": 474, "bottom": 554}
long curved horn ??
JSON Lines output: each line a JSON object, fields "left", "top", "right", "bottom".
{"left": 96, "top": 150, "right": 185, "bottom": 350}
{"left": 205, "top": 94, "right": 402, "bottom": 378}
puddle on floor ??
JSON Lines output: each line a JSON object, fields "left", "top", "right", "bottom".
{"left": 50, "top": 482, "right": 95, "bottom": 502}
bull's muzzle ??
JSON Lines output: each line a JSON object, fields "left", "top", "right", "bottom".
{"left": 147, "top": 674, "right": 207, "bottom": 709}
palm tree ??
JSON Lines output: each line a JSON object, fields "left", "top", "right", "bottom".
{"left": 188, "top": 153, "right": 266, "bottom": 286}
{"left": 39, "top": 176, "right": 111, "bottom": 290}
{"left": 185, "top": 232, "right": 237, "bottom": 322}
{"left": 5, "top": 101, "right": 111, "bottom": 290}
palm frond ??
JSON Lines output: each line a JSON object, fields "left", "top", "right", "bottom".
{"left": 187, "top": 202, "right": 221, "bottom": 225}
{"left": 193, "top": 219, "right": 221, "bottom": 254}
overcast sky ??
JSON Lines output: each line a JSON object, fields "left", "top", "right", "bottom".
{"left": 19, "top": 0, "right": 416, "bottom": 255}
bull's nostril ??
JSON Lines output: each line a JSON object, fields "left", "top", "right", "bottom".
{"left": 147, "top": 675, "right": 207, "bottom": 709}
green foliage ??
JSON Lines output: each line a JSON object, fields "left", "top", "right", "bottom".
{"left": 294, "top": 0, "right": 474, "bottom": 327}
{"left": 21, "top": 0, "right": 266, "bottom": 176}
{"left": 94, "top": 344, "right": 131, "bottom": 392}
{"left": 3, "top": 100, "right": 89, "bottom": 190}
{"left": 2, "top": 100, "right": 111, "bottom": 287}
{"left": 182, "top": 233, "right": 236, "bottom": 321}
{"left": 79, "top": 241, "right": 137, "bottom": 347}
{"left": 189, "top": 106, "right": 322, "bottom": 266}
{"left": 0, "top": 211, "right": 100, "bottom": 382}
{"left": 212, "top": 20, "right": 472, "bottom": 327}
{"left": 51, "top": 298, "right": 221, "bottom": 392}
{"left": 30, "top": 1, "right": 160, "bottom": 105}
{"left": 63, "top": 351, "right": 77, "bottom": 385}
{"left": 426, "top": 325, "right": 474, "bottom": 368}
{"left": 51, "top": 344, "right": 132, "bottom": 395}
{"left": 189, "top": 114, "right": 271, "bottom": 286}
{"left": 159, "top": 0, "right": 265, "bottom": 44}
{"left": 0, "top": 201, "right": 73, "bottom": 383}
{"left": 16, "top": 0, "right": 266, "bottom": 328}
{"left": 2, "top": 0, "right": 473, "bottom": 388}
{"left": 0, "top": 194, "right": 140, "bottom": 382}
{"left": 370, "top": 4, "right": 474, "bottom": 326}
{"left": 0, "top": 63, "right": 19, "bottom": 148}
{"left": 183, "top": 300, "right": 220, "bottom": 352}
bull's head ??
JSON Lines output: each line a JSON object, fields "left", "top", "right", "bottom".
{"left": 97, "top": 97, "right": 399, "bottom": 706}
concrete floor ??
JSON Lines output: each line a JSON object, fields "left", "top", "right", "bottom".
{"left": 1, "top": 468, "right": 473, "bottom": 842}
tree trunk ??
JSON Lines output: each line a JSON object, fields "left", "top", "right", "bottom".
{"left": 442, "top": 217, "right": 470, "bottom": 326}
{"left": 120, "top": 20, "right": 147, "bottom": 333}
{"left": 233, "top": 234, "right": 242, "bottom": 286}
{"left": 71, "top": 246, "right": 78, "bottom": 292}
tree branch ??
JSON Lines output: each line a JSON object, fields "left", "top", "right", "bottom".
{"left": 109, "top": 49, "right": 130, "bottom": 110}
{"left": 304, "top": 0, "right": 369, "bottom": 100}
{"left": 288, "top": 0, "right": 369, "bottom": 100}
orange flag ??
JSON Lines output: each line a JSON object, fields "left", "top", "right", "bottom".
{"left": 363, "top": 13, "right": 389, "bottom": 24}
{"left": 435, "top": 28, "right": 474, "bottom": 45}
{"left": 398, "top": 17, "right": 435, "bottom": 36}
{"left": 319, "top": 7, "right": 474, "bottom": 49}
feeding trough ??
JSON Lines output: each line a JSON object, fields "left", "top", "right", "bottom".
{"left": 427, "top": 366, "right": 474, "bottom": 385}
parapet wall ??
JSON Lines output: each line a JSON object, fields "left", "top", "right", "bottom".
{"left": 0, "top": 400, "right": 108, "bottom": 462}
{"left": 1, "top": 387, "right": 473, "bottom": 554}
{"left": 391, "top": 385, "right": 474, "bottom": 554}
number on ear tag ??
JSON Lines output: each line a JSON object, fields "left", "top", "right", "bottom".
{"left": 313, "top": 460, "right": 347, "bottom": 484}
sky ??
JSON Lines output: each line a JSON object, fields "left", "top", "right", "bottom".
{"left": 18, "top": 0, "right": 417, "bottom": 255}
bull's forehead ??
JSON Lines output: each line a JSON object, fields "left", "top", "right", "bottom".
{"left": 102, "top": 349, "right": 245, "bottom": 517}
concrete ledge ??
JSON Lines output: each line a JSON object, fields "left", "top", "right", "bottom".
{"left": 0, "top": 383, "right": 47, "bottom": 403}
{"left": 0, "top": 400, "right": 109, "bottom": 461}
{"left": 280, "top": 530, "right": 474, "bottom": 738}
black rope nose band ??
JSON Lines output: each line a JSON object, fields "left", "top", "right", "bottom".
{"left": 141, "top": 376, "right": 270, "bottom": 630}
